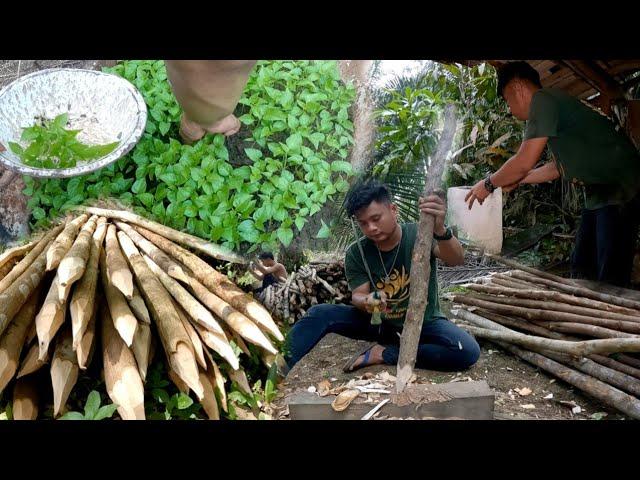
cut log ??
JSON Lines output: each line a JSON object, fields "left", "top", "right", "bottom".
{"left": 12, "top": 376, "right": 39, "bottom": 420}
{"left": 227, "top": 367, "right": 252, "bottom": 395}
{"left": 133, "top": 226, "right": 283, "bottom": 341}
{"left": 70, "top": 217, "right": 107, "bottom": 349}
{"left": 73, "top": 206, "right": 245, "bottom": 264}
{"left": 101, "top": 304, "right": 146, "bottom": 420}
{"left": 100, "top": 249, "right": 137, "bottom": 347}
{"left": 57, "top": 215, "right": 98, "bottom": 300}
{"left": 50, "top": 328, "right": 79, "bottom": 417}
{"left": 105, "top": 224, "right": 134, "bottom": 299}
{"left": 0, "top": 224, "right": 62, "bottom": 294}
{"left": 46, "top": 214, "right": 88, "bottom": 271}
{"left": 190, "top": 318, "right": 239, "bottom": 370}
{"left": 114, "top": 221, "right": 190, "bottom": 283}
{"left": 0, "top": 289, "right": 39, "bottom": 394}
{"left": 486, "top": 254, "right": 582, "bottom": 287}
{"left": 613, "top": 353, "right": 640, "bottom": 370}
{"left": 539, "top": 321, "right": 638, "bottom": 339}
{"left": 590, "top": 354, "right": 640, "bottom": 381}
{"left": 396, "top": 103, "right": 456, "bottom": 393}
{"left": 116, "top": 231, "right": 203, "bottom": 399}
{"left": 203, "top": 349, "right": 228, "bottom": 413}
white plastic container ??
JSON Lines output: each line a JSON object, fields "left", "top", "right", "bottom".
{"left": 446, "top": 186, "right": 503, "bottom": 254}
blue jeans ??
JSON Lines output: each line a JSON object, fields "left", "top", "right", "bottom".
{"left": 284, "top": 304, "right": 480, "bottom": 371}
{"left": 571, "top": 193, "right": 640, "bottom": 287}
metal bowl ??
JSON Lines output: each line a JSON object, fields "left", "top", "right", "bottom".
{"left": 0, "top": 68, "right": 147, "bottom": 178}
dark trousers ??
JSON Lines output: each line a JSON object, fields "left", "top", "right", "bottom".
{"left": 571, "top": 194, "right": 640, "bottom": 287}
{"left": 284, "top": 304, "right": 480, "bottom": 371}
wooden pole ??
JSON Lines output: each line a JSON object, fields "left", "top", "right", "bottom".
{"left": 396, "top": 104, "right": 457, "bottom": 393}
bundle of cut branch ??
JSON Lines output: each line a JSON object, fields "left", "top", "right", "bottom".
{"left": 257, "top": 261, "right": 351, "bottom": 324}
{"left": 0, "top": 208, "right": 283, "bottom": 420}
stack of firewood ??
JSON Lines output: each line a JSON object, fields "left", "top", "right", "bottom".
{"left": 0, "top": 207, "right": 283, "bottom": 420}
{"left": 448, "top": 254, "right": 640, "bottom": 419}
{"left": 258, "top": 261, "right": 351, "bottom": 323}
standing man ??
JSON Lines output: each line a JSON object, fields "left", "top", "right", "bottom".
{"left": 284, "top": 180, "right": 480, "bottom": 372}
{"left": 465, "top": 61, "right": 640, "bottom": 286}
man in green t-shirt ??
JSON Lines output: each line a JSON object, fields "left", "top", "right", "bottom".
{"left": 283, "top": 180, "right": 480, "bottom": 372}
{"left": 465, "top": 61, "right": 640, "bottom": 286}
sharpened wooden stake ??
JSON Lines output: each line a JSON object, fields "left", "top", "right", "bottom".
{"left": 50, "top": 328, "right": 79, "bottom": 417}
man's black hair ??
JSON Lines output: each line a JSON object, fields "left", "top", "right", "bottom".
{"left": 497, "top": 61, "right": 542, "bottom": 98}
{"left": 344, "top": 179, "right": 391, "bottom": 217}
{"left": 259, "top": 252, "right": 275, "bottom": 261}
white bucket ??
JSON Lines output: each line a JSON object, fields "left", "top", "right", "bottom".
{"left": 446, "top": 186, "right": 503, "bottom": 254}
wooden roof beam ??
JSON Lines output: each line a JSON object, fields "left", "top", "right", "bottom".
{"left": 561, "top": 60, "right": 625, "bottom": 100}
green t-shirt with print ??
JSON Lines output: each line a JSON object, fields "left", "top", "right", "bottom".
{"left": 344, "top": 222, "right": 444, "bottom": 329}
{"left": 523, "top": 87, "right": 640, "bottom": 209}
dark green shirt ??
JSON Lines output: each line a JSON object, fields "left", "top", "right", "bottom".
{"left": 344, "top": 223, "right": 443, "bottom": 329}
{"left": 523, "top": 87, "right": 640, "bottom": 209}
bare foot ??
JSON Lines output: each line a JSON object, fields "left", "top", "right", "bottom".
{"left": 205, "top": 114, "right": 241, "bottom": 137}
{"left": 179, "top": 113, "right": 242, "bottom": 145}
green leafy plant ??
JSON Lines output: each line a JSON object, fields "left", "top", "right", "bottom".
{"left": 25, "top": 60, "right": 356, "bottom": 253}
{"left": 9, "top": 113, "right": 118, "bottom": 169}
{"left": 58, "top": 390, "right": 119, "bottom": 420}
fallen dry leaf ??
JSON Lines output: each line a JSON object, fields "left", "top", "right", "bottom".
{"left": 307, "top": 386, "right": 317, "bottom": 394}
{"left": 572, "top": 406, "right": 582, "bottom": 414}
{"left": 543, "top": 393, "right": 553, "bottom": 400}
{"left": 515, "top": 387, "right": 532, "bottom": 397}
{"left": 378, "top": 371, "right": 396, "bottom": 383}
{"left": 506, "top": 367, "right": 513, "bottom": 371}
{"left": 317, "top": 380, "right": 331, "bottom": 397}
{"left": 520, "top": 404, "right": 536, "bottom": 410}
{"left": 331, "top": 389, "right": 360, "bottom": 412}
{"left": 363, "top": 372, "right": 375, "bottom": 380}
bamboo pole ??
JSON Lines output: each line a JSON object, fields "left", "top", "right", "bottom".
{"left": 73, "top": 206, "right": 245, "bottom": 264}
{"left": 70, "top": 217, "right": 107, "bottom": 349}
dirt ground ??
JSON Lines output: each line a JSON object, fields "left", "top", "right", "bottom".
{"left": 272, "top": 331, "right": 628, "bottom": 420}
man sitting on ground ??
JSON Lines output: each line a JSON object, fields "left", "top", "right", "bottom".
{"left": 249, "top": 252, "right": 288, "bottom": 293}
{"left": 283, "top": 180, "right": 480, "bottom": 373}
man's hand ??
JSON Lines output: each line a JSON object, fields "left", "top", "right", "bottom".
{"left": 418, "top": 193, "right": 447, "bottom": 236}
{"left": 464, "top": 179, "right": 491, "bottom": 210}
{"left": 364, "top": 291, "right": 388, "bottom": 314}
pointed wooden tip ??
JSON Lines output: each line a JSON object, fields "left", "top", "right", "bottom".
{"left": 168, "top": 266, "right": 190, "bottom": 284}
{"left": 51, "top": 358, "right": 79, "bottom": 417}
{"left": 171, "top": 342, "right": 204, "bottom": 400}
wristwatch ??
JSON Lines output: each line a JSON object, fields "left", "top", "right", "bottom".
{"left": 434, "top": 226, "right": 453, "bottom": 241}
{"left": 484, "top": 175, "right": 496, "bottom": 193}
